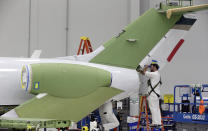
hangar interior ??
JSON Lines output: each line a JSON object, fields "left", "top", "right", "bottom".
{"left": 0, "top": 0, "right": 208, "bottom": 131}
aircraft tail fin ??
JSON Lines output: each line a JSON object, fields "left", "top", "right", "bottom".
{"left": 90, "top": 8, "right": 182, "bottom": 69}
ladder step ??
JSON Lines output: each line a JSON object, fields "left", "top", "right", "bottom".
{"left": 136, "top": 96, "right": 164, "bottom": 131}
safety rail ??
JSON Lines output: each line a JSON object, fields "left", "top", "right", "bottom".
{"left": 173, "top": 84, "right": 208, "bottom": 124}
{"left": 173, "top": 84, "right": 208, "bottom": 112}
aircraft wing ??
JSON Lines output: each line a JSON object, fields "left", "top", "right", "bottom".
{"left": 15, "top": 87, "right": 122, "bottom": 122}
{"left": 159, "top": 4, "right": 208, "bottom": 19}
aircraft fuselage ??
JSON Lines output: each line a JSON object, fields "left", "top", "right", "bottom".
{"left": 0, "top": 57, "right": 139, "bottom": 105}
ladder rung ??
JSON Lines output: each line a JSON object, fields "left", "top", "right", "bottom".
{"left": 137, "top": 96, "right": 164, "bottom": 131}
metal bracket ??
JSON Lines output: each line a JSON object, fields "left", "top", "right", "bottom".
{"left": 126, "top": 39, "right": 137, "bottom": 43}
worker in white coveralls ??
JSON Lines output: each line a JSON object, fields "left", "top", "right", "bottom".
{"left": 138, "top": 60, "right": 162, "bottom": 127}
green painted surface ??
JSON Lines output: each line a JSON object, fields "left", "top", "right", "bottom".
{"left": 0, "top": 118, "right": 70, "bottom": 129}
{"left": 90, "top": 8, "right": 181, "bottom": 69}
{"left": 15, "top": 87, "right": 123, "bottom": 122}
{"left": 103, "top": 37, "right": 117, "bottom": 48}
{"left": 30, "top": 63, "right": 111, "bottom": 98}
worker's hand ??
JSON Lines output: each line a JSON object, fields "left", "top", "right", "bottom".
{"left": 139, "top": 65, "right": 149, "bottom": 75}
{"left": 144, "top": 65, "right": 149, "bottom": 68}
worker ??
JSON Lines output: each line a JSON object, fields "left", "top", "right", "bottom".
{"left": 137, "top": 60, "right": 162, "bottom": 127}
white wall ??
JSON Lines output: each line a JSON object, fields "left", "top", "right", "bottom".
{"left": 30, "top": 0, "right": 67, "bottom": 57}
{"left": 0, "top": 0, "right": 30, "bottom": 57}
{"left": 130, "top": 0, "right": 141, "bottom": 22}
{"left": 140, "top": 0, "right": 150, "bottom": 15}
{"left": 0, "top": 0, "right": 140, "bottom": 57}
{"left": 68, "top": 0, "right": 140, "bottom": 55}
{"left": 68, "top": 0, "right": 128, "bottom": 55}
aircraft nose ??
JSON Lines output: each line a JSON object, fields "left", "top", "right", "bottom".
{"left": 21, "top": 65, "right": 31, "bottom": 92}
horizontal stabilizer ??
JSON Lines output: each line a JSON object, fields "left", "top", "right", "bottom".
{"left": 160, "top": 4, "right": 208, "bottom": 19}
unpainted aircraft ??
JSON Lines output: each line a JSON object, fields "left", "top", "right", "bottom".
{"left": 0, "top": 3, "right": 208, "bottom": 130}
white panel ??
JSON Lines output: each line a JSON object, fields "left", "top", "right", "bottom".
{"left": 160, "top": 13, "right": 208, "bottom": 95}
{"left": 0, "top": 0, "right": 29, "bottom": 57}
{"left": 30, "top": 0, "right": 67, "bottom": 58}
{"left": 68, "top": 0, "right": 129, "bottom": 55}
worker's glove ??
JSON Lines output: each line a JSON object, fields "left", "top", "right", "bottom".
{"left": 136, "top": 65, "right": 142, "bottom": 72}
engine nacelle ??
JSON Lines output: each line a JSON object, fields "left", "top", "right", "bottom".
{"left": 21, "top": 63, "right": 112, "bottom": 98}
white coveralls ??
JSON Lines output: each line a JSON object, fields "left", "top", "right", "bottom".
{"left": 145, "top": 71, "right": 161, "bottom": 125}
{"left": 99, "top": 102, "right": 119, "bottom": 130}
